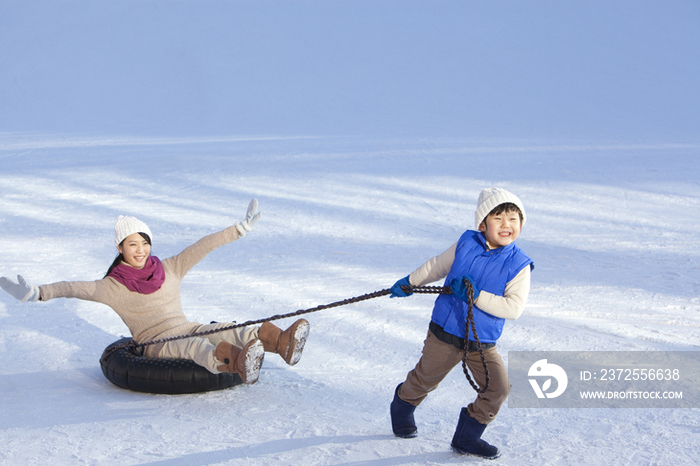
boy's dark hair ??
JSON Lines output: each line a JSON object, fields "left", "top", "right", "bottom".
{"left": 486, "top": 203, "right": 524, "bottom": 223}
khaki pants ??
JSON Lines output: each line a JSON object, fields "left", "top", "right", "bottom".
{"left": 157, "top": 323, "right": 259, "bottom": 374}
{"left": 398, "top": 330, "right": 510, "bottom": 425}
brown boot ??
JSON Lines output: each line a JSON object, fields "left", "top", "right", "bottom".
{"left": 214, "top": 339, "right": 265, "bottom": 384}
{"left": 258, "top": 319, "right": 310, "bottom": 366}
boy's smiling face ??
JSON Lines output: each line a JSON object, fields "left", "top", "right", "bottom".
{"left": 479, "top": 208, "right": 522, "bottom": 249}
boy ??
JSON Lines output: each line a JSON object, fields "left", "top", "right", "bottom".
{"left": 389, "top": 187, "right": 533, "bottom": 459}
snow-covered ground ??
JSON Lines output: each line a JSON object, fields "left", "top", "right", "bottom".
{"left": 1, "top": 1, "right": 699, "bottom": 465}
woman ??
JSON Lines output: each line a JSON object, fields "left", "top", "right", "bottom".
{"left": 0, "top": 199, "right": 309, "bottom": 385}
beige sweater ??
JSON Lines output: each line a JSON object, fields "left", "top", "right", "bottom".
{"left": 39, "top": 226, "right": 240, "bottom": 357}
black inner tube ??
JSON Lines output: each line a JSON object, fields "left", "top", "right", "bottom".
{"left": 100, "top": 337, "right": 244, "bottom": 394}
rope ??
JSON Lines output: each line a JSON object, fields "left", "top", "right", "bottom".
{"left": 106, "top": 282, "right": 490, "bottom": 393}
{"left": 459, "top": 281, "right": 490, "bottom": 394}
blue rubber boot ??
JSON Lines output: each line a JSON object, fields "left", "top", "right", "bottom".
{"left": 451, "top": 408, "right": 501, "bottom": 459}
{"left": 390, "top": 384, "right": 418, "bottom": 438}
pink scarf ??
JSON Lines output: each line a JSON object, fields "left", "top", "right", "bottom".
{"left": 108, "top": 256, "right": 166, "bottom": 294}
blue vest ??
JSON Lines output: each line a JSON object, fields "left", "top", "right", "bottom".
{"left": 430, "top": 230, "right": 533, "bottom": 343}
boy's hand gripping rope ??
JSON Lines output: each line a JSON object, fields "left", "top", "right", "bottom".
{"left": 114, "top": 280, "right": 489, "bottom": 394}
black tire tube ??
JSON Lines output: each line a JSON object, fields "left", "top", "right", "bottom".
{"left": 100, "top": 337, "right": 244, "bottom": 394}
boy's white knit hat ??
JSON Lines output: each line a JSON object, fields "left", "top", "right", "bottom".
{"left": 475, "top": 187, "right": 526, "bottom": 229}
{"left": 114, "top": 215, "right": 153, "bottom": 246}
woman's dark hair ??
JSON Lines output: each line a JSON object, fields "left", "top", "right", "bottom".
{"left": 104, "top": 232, "right": 152, "bottom": 278}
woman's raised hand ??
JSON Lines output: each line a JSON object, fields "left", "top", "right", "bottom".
{"left": 0, "top": 275, "right": 40, "bottom": 302}
{"left": 234, "top": 199, "right": 262, "bottom": 237}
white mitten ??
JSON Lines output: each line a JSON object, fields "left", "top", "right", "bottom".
{"left": 0, "top": 275, "right": 40, "bottom": 302}
{"left": 234, "top": 199, "right": 262, "bottom": 237}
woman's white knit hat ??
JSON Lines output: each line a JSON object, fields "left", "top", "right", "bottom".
{"left": 475, "top": 187, "right": 526, "bottom": 229}
{"left": 114, "top": 215, "right": 153, "bottom": 245}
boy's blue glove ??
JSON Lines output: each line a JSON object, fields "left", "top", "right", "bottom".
{"left": 390, "top": 275, "right": 413, "bottom": 298}
{"left": 450, "top": 276, "right": 480, "bottom": 302}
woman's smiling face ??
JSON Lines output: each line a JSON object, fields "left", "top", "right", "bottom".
{"left": 117, "top": 233, "right": 151, "bottom": 269}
